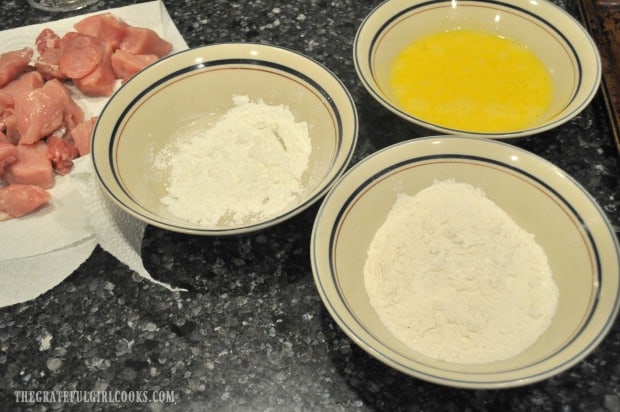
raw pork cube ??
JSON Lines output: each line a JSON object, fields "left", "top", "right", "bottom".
{"left": 0, "top": 48, "right": 33, "bottom": 88}
{"left": 35, "top": 28, "right": 66, "bottom": 81}
{"left": 59, "top": 32, "right": 104, "bottom": 79}
{"left": 4, "top": 141, "right": 54, "bottom": 189}
{"left": 74, "top": 13, "right": 129, "bottom": 49}
{"left": 47, "top": 135, "right": 79, "bottom": 175}
{"left": 14, "top": 81, "right": 65, "bottom": 145}
{"left": 120, "top": 26, "right": 172, "bottom": 58}
{"left": 0, "top": 184, "right": 51, "bottom": 220}
{"left": 68, "top": 116, "right": 97, "bottom": 156}
{"left": 73, "top": 43, "right": 117, "bottom": 97}
{"left": 111, "top": 49, "right": 158, "bottom": 82}
{"left": 14, "top": 79, "right": 84, "bottom": 144}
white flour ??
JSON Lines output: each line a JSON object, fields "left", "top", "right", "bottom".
{"left": 363, "top": 180, "right": 559, "bottom": 364}
{"left": 158, "top": 95, "right": 311, "bottom": 225}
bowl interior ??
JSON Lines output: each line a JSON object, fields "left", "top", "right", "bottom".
{"left": 311, "top": 137, "right": 620, "bottom": 388}
{"left": 354, "top": 0, "right": 601, "bottom": 137}
{"left": 93, "top": 44, "right": 357, "bottom": 234}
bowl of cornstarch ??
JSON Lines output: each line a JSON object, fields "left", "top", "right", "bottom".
{"left": 92, "top": 43, "right": 358, "bottom": 235}
{"left": 311, "top": 136, "right": 620, "bottom": 389}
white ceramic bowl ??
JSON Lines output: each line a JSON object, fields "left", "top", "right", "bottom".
{"left": 92, "top": 43, "right": 358, "bottom": 235}
{"left": 311, "top": 136, "right": 620, "bottom": 388}
{"left": 353, "top": 0, "right": 602, "bottom": 138}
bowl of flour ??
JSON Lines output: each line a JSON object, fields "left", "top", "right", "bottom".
{"left": 311, "top": 136, "right": 620, "bottom": 389}
{"left": 92, "top": 43, "right": 358, "bottom": 235}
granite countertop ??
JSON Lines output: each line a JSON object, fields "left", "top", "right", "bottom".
{"left": 1, "top": 0, "right": 619, "bottom": 411}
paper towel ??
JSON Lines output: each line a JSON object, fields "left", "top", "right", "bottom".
{"left": 0, "top": 1, "right": 189, "bottom": 307}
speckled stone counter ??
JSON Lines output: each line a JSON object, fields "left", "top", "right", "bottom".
{"left": 1, "top": 1, "right": 619, "bottom": 411}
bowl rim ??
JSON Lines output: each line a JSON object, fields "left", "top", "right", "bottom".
{"left": 310, "top": 135, "right": 620, "bottom": 388}
{"left": 92, "top": 42, "right": 359, "bottom": 235}
{"left": 352, "top": 0, "right": 602, "bottom": 139}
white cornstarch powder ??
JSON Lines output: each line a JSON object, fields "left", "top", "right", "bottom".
{"left": 159, "top": 95, "right": 311, "bottom": 225}
{"left": 363, "top": 180, "right": 559, "bottom": 364}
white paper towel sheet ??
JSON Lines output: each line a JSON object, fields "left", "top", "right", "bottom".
{"left": 0, "top": 1, "right": 189, "bottom": 307}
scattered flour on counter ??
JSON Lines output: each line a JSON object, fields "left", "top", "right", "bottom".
{"left": 158, "top": 95, "right": 311, "bottom": 225}
{"left": 363, "top": 180, "right": 559, "bottom": 364}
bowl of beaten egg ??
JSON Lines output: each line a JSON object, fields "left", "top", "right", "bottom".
{"left": 353, "top": 0, "right": 602, "bottom": 138}
{"left": 92, "top": 43, "right": 358, "bottom": 235}
{"left": 311, "top": 136, "right": 620, "bottom": 388}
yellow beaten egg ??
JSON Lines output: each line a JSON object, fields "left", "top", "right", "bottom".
{"left": 389, "top": 29, "right": 553, "bottom": 133}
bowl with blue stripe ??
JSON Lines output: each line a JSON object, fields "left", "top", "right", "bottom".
{"left": 311, "top": 136, "right": 619, "bottom": 388}
{"left": 92, "top": 43, "right": 358, "bottom": 235}
{"left": 353, "top": 0, "right": 601, "bottom": 138}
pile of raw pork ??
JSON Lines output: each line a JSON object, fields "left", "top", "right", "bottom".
{"left": 0, "top": 13, "right": 172, "bottom": 220}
